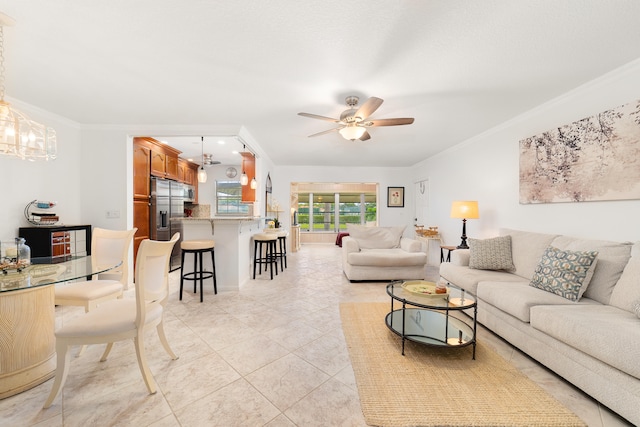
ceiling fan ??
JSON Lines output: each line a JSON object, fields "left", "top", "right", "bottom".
{"left": 298, "top": 96, "right": 414, "bottom": 141}
{"left": 202, "top": 153, "right": 220, "bottom": 166}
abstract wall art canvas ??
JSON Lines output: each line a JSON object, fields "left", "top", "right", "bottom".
{"left": 519, "top": 99, "right": 640, "bottom": 204}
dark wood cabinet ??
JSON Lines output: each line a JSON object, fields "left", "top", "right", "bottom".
{"left": 19, "top": 225, "right": 92, "bottom": 258}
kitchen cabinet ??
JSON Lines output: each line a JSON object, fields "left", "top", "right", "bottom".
{"left": 150, "top": 149, "right": 180, "bottom": 180}
{"left": 177, "top": 159, "right": 187, "bottom": 183}
{"left": 133, "top": 143, "right": 151, "bottom": 199}
{"left": 19, "top": 225, "right": 91, "bottom": 258}
{"left": 185, "top": 164, "right": 198, "bottom": 186}
{"left": 133, "top": 198, "right": 150, "bottom": 261}
{"left": 132, "top": 136, "right": 200, "bottom": 261}
{"left": 165, "top": 152, "right": 179, "bottom": 180}
{"left": 241, "top": 152, "right": 256, "bottom": 202}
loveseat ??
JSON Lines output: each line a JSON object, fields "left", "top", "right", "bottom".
{"left": 342, "top": 225, "right": 427, "bottom": 281}
{"left": 439, "top": 228, "right": 639, "bottom": 425}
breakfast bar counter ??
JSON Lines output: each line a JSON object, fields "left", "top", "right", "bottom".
{"left": 177, "top": 217, "right": 263, "bottom": 292}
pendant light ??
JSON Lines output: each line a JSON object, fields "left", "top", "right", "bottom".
{"left": 0, "top": 13, "right": 56, "bottom": 161}
{"left": 240, "top": 144, "right": 249, "bottom": 186}
{"left": 250, "top": 176, "right": 257, "bottom": 189}
{"left": 197, "top": 136, "right": 207, "bottom": 183}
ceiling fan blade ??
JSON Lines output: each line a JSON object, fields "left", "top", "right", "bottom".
{"left": 366, "top": 118, "right": 415, "bottom": 127}
{"left": 359, "top": 130, "right": 371, "bottom": 141}
{"left": 298, "top": 112, "right": 340, "bottom": 123}
{"left": 308, "top": 127, "right": 343, "bottom": 138}
{"left": 355, "top": 97, "right": 383, "bottom": 119}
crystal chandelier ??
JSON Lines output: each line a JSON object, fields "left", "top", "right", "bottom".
{"left": 0, "top": 13, "right": 56, "bottom": 161}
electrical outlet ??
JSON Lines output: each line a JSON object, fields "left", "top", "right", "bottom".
{"left": 106, "top": 210, "right": 120, "bottom": 219}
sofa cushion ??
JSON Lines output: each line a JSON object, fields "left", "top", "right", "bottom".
{"left": 529, "top": 246, "right": 598, "bottom": 301}
{"left": 347, "top": 248, "right": 426, "bottom": 267}
{"left": 346, "top": 225, "right": 405, "bottom": 249}
{"left": 477, "top": 281, "right": 598, "bottom": 323}
{"left": 499, "top": 228, "right": 559, "bottom": 280}
{"left": 551, "top": 236, "right": 632, "bottom": 305}
{"left": 609, "top": 241, "right": 640, "bottom": 312}
{"left": 633, "top": 300, "right": 640, "bottom": 319}
{"left": 530, "top": 304, "right": 640, "bottom": 380}
{"left": 439, "top": 263, "right": 524, "bottom": 296}
{"left": 468, "top": 235, "right": 514, "bottom": 271}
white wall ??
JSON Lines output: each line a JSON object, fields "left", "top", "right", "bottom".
{"left": 0, "top": 100, "right": 83, "bottom": 241}
{"left": 411, "top": 59, "right": 640, "bottom": 245}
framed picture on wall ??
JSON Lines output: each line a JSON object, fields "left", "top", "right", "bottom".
{"left": 387, "top": 187, "right": 404, "bottom": 207}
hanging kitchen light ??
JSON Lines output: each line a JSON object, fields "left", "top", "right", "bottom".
{"left": 240, "top": 144, "right": 249, "bottom": 185}
{"left": 250, "top": 176, "right": 257, "bottom": 189}
{"left": 0, "top": 13, "right": 56, "bottom": 161}
{"left": 197, "top": 136, "right": 207, "bottom": 183}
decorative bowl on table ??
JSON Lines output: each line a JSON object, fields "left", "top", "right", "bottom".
{"left": 415, "top": 226, "right": 439, "bottom": 237}
{"left": 401, "top": 280, "right": 449, "bottom": 298}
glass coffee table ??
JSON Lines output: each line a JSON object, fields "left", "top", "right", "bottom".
{"left": 385, "top": 280, "right": 477, "bottom": 359}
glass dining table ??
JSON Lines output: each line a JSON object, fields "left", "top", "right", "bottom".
{"left": 0, "top": 255, "right": 122, "bottom": 399}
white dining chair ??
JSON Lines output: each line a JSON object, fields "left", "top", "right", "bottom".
{"left": 43, "top": 233, "right": 180, "bottom": 409}
{"left": 54, "top": 227, "right": 138, "bottom": 311}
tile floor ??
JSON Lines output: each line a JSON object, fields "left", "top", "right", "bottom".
{"left": 0, "top": 244, "right": 633, "bottom": 426}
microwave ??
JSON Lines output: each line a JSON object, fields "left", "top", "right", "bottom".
{"left": 184, "top": 185, "right": 195, "bottom": 203}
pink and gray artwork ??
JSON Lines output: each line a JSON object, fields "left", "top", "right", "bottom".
{"left": 519, "top": 99, "right": 640, "bottom": 204}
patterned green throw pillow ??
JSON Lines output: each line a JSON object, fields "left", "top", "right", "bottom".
{"left": 468, "top": 235, "right": 515, "bottom": 270}
{"left": 530, "top": 246, "right": 598, "bottom": 301}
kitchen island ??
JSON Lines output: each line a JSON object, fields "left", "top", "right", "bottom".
{"left": 177, "top": 217, "right": 263, "bottom": 292}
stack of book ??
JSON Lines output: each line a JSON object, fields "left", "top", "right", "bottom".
{"left": 32, "top": 212, "right": 59, "bottom": 224}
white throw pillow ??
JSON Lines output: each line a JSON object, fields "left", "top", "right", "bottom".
{"left": 346, "top": 225, "right": 405, "bottom": 249}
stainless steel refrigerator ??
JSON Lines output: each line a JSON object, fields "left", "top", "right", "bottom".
{"left": 150, "top": 177, "right": 184, "bottom": 270}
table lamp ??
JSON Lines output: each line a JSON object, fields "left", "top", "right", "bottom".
{"left": 450, "top": 201, "right": 479, "bottom": 249}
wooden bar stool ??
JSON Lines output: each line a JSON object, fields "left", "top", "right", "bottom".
{"left": 180, "top": 239, "right": 216, "bottom": 302}
{"left": 275, "top": 229, "right": 289, "bottom": 272}
{"left": 253, "top": 233, "right": 278, "bottom": 280}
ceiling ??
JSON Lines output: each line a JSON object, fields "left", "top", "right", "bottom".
{"left": 1, "top": 1, "right": 640, "bottom": 167}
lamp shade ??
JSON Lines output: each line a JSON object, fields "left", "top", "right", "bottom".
{"left": 450, "top": 201, "right": 479, "bottom": 219}
{"left": 338, "top": 125, "right": 366, "bottom": 141}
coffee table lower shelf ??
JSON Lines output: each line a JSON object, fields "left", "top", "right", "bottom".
{"left": 385, "top": 308, "right": 476, "bottom": 359}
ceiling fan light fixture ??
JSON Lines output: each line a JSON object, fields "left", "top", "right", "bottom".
{"left": 339, "top": 125, "right": 366, "bottom": 141}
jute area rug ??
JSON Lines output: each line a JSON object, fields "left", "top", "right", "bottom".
{"left": 340, "top": 302, "right": 586, "bottom": 427}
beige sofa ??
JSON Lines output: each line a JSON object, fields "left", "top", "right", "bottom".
{"left": 439, "top": 228, "right": 640, "bottom": 425}
{"left": 341, "top": 225, "right": 427, "bottom": 281}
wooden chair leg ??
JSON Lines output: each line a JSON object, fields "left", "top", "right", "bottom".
{"left": 43, "top": 341, "right": 72, "bottom": 409}
{"left": 133, "top": 334, "right": 157, "bottom": 395}
{"left": 157, "top": 322, "right": 178, "bottom": 360}
{"left": 100, "top": 343, "right": 114, "bottom": 362}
